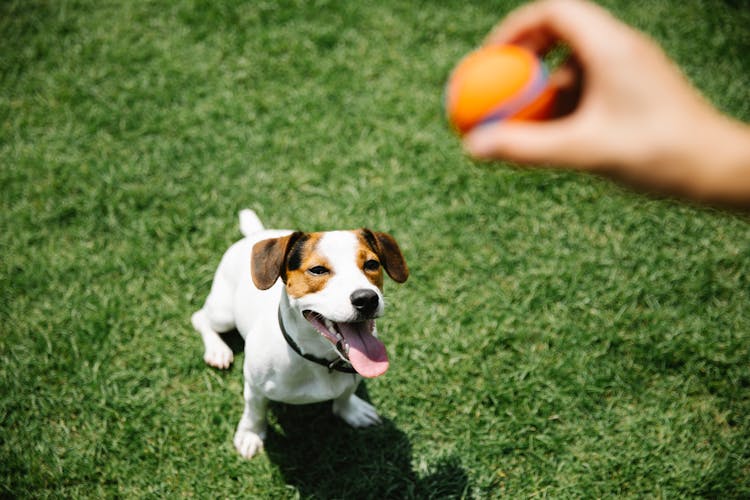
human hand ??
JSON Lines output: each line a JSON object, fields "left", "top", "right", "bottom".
{"left": 462, "top": 0, "right": 750, "bottom": 205}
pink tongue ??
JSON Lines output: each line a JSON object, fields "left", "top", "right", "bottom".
{"left": 337, "top": 321, "right": 389, "bottom": 378}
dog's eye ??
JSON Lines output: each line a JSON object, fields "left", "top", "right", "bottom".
{"left": 363, "top": 259, "right": 380, "bottom": 272}
{"left": 308, "top": 265, "right": 330, "bottom": 276}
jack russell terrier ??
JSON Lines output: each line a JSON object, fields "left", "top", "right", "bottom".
{"left": 191, "top": 210, "right": 409, "bottom": 459}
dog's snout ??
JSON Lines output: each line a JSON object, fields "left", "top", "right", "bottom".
{"left": 350, "top": 289, "right": 379, "bottom": 315}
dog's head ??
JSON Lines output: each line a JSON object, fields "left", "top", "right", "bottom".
{"left": 251, "top": 229, "right": 409, "bottom": 378}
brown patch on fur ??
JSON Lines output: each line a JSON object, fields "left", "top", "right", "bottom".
{"left": 359, "top": 229, "right": 409, "bottom": 284}
{"left": 355, "top": 234, "right": 385, "bottom": 289}
{"left": 285, "top": 233, "right": 333, "bottom": 299}
{"left": 252, "top": 232, "right": 304, "bottom": 290}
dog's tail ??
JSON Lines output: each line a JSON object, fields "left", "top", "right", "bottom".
{"left": 239, "top": 209, "right": 264, "bottom": 237}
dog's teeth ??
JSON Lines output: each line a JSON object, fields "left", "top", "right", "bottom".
{"left": 335, "top": 339, "right": 350, "bottom": 357}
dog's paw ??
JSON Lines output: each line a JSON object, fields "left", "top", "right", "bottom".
{"left": 333, "top": 394, "right": 382, "bottom": 428}
{"left": 233, "top": 429, "right": 264, "bottom": 459}
{"left": 204, "top": 343, "right": 234, "bottom": 369}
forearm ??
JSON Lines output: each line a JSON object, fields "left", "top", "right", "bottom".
{"left": 664, "top": 114, "right": 750, "bottom": 208}
{"left": 600, "top": 103, "right": 750, "bottom": 208}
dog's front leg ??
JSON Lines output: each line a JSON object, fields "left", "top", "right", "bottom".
{"left": 233, "top": 382, "right": 268, "bottom": 459}
{"left": 332, "top": 383, "right": 382, "bottom": 428}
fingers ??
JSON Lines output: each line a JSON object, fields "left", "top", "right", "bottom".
{"left": 461, "top": 0, "right": 649, "bottom": 170}
{"left": 484, "top": 0, "right": 628, "bottom": 63}
{"left": 463, "top": 120, "right": 592, "bottom": 168}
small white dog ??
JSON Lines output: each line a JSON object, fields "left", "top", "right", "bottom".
{"left": 191, "top": 210, "right": 409, "bottom": 459}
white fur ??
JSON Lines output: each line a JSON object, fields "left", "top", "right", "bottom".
{"left": 288, "top": 231, "right": 384, "bottom": 327}
{"left": 191, "top": 210, "right": 384, "bottom": 459}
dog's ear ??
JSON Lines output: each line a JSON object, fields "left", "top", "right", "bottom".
{"left": 361, "top": 229, "right": 409, "bottom": 284}
{"left": 251, "top": 232, "right": 304, "bottom": 290}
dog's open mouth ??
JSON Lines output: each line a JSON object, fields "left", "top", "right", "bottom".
{"left": 302, "top": 311, "right": 389, "bottom": 378}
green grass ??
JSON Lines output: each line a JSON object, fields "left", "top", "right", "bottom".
{"left": 2, "top": 0, "right": 749, "bottom": 497}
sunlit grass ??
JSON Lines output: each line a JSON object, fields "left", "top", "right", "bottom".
{"left": 2, "top": 0, "right": 749, "bottom": 497}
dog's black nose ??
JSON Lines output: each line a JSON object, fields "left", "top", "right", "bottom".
{"left": 350, "top": 289, "right": 379, "bottom": 316}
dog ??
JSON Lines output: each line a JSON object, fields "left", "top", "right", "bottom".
{"left": 191, "top": 210, "right": 409, "bottom": 459}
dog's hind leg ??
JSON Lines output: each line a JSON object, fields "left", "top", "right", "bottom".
{"left": 191, "top": 308, "right": 235, "bottom": 369}
{"left": 191, "top": 243, "right": 244, "bottom": 368}
{"left": 192, "top": 268, "right": 237, "bottom": 369}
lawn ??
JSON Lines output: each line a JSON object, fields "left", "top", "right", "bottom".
{"left": 2, "top": 0, "right": 749, "bottom": 497}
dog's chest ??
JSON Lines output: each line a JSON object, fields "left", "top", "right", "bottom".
{"left": 253, "top": 362, "right": 358, "bottom": 404}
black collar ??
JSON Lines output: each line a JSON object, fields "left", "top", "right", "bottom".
{"left": 277, "top": 308, "right": 357, "bottom": 374}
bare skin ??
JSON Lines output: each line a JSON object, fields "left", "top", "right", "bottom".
{"left": 463, "top": 0, "right": 750, "bottom": 208}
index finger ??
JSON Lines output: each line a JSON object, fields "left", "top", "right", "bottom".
{"left": 484, "top": 0, "right": 629, "bottom": 63}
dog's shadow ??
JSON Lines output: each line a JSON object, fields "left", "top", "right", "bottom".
{"left": 221, "top": 332, "right": 469, "bottom": 499}
{"left": 265, "top": 392, "right": 469, "bottom": 499}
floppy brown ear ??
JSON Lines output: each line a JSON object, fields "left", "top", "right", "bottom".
{"left": 251, "top": 232, "right": 304, "bottom": 290}
{"left": 362, "top": 229, "right": 409, "bottom": 283}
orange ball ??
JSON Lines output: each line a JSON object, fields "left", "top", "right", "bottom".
{"left": 445, "top": 44, "right": 556, "bottom": 135}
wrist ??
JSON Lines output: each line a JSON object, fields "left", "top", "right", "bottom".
{"left": 681, "top": 113, "right": 750, "bottom": 206}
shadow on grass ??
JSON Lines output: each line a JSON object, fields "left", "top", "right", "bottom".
{"left": 264, "top": 392, "right": 469, "bottom": 499}
{"left": 218, "top": 329, "right": 246, "bottom": 355}
{"left": 218, "top": 330, "right": 469, "bottom": 498}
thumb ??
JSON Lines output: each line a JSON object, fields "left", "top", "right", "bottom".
{"left": 462, "top": 119, "right": 588, "bottom": 168}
